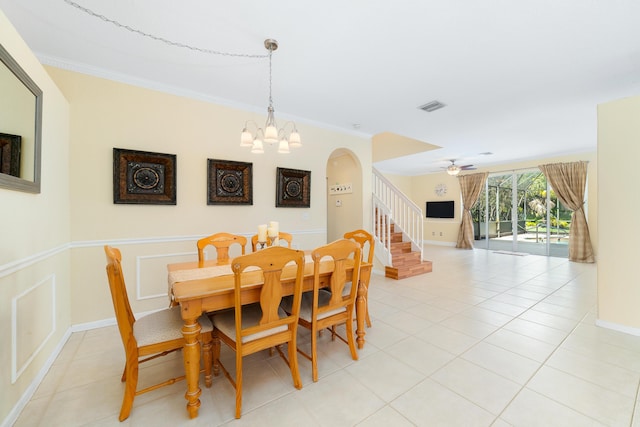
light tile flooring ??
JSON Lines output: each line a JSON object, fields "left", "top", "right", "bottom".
{"left": 15, "top": 246, "right": 640, "bottom": 426}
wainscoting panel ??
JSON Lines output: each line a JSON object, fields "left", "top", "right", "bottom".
{"left": 11, "top": 274, "right": 56, "bottom": 383}
{"left": 136, "top": 251, "right": 195, "bottom": 301}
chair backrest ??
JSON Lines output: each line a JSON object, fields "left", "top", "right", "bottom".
{"left": 104, "top": 245, "right": 136, "bottom": 350}
{"left": 231, "top": 246, "right": 305, "bottom": 344}
{"left": 251, "top": 231, "right": 293, "bottom": 251}
{"left": 343, "top": 229, "right": 374, "bottom": 264}
{"left": 312, "top": 239, "right": 362, "bottom": 312}
{"left": 197, "top": 232, "right": 247, "bottom": 266}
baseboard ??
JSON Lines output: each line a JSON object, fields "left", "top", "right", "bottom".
{"left": 595, "top": 319, "right": 640, "bottom": 337}
{"left": 423, "top": 240, "right": 456, "bottom": 247}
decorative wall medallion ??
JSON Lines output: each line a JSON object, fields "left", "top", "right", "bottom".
{"left": 276, "top": 167, "right": 311, "bottom": 208}
{"left": 113, "top": 148, "right": 176, "bottom": 204}
{"left": 435, "top": 183, "right": 447, "bottom": 197}
{"left": 207, "top": 159, "right": 253, "bottom": 205}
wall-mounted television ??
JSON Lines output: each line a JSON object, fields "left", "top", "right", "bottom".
{"left": 426, "top": 200, "right": 455, "bottom": 219}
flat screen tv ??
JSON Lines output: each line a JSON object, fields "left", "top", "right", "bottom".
{"left": 426, "top": 200, "right": 455, "bottom": 219}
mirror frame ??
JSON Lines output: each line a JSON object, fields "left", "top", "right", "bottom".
{"left": 0, "top": 43, "right": 42, "bottom": 193}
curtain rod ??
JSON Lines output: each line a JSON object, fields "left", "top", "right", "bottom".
{"left": 474, "top": 160, "right": 590, "bottom": 176}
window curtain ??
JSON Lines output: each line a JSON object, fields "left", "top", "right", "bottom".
{"left": 456, "top": 172, "right": 489, "bottom": 249}
{"left": 538, "top": 161, "right": 594, "bottom": 263}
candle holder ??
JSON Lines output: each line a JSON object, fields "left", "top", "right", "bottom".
{"left": 257, "top": 240, "right": 267, "bottom": 250}
{"left": 268, "top": 235, "right": 277, "bottom": 247}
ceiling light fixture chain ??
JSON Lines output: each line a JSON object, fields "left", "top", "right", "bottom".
{"left": 62, "top": 0, "right": 267, "bottom": 59}
{"left": 240, "top": 39, "right": 301, "bottom": 154}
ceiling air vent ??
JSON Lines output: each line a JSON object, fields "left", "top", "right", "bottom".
{"left": 418, "top": 100, "right": 446, "bottom": 113}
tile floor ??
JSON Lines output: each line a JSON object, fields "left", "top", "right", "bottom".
{"left": 14, "top": 245, "right": 640, "bottom": 426}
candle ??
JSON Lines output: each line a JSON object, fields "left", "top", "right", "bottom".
{"left": 269, "top": 221, "right": 279, "bottom": 235}
{"left": 258, "top": 224, "right": 267, "bottom": 242}
{"left": 269, "top": 221, "right": 279, "bottom": 245}
{"left": 267, "top": 226, "right": 277, "bottom": 237}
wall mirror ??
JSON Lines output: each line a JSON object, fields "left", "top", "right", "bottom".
{"left": 0, "top": 42, "right": 42, "bottom": 193}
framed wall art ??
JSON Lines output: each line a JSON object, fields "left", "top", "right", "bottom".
{"left": 276, "top": 167, "right": 311, "bottom": 208}
{"left": 207, "top": 159, "right": 253, "bottom": 205}
{"left": 113, "top": 148, "right": 176, "bottom": 205}
{"left": 0, "top": 133, "right": 21, "bottom": 177}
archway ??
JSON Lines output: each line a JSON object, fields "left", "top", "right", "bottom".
{"left": 326, "top": 149, "right": 363, "bottom": 242}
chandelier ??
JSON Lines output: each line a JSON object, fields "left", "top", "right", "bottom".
{"left": 240, "top": 39, "right": 301, "bottom": 154}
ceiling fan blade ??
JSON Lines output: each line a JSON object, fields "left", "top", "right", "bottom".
{"left": 459, "top": 164, "right": 474, "bottom": 169}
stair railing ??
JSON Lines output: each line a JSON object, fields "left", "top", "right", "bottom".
{"left": 372, "top": 168, "right": 424, "bottom": 264}
{"left": 372, "top": 194, "right": 393, "bottom": 265}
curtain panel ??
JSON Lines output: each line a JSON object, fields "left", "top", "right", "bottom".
{"left": 456, "top": 172, "right": 489, "bottom": 249}
{"left": 538, "top": 161, "right": 595, "bottom": 263}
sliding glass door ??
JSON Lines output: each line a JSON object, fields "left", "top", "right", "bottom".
{"left": 471, "top": 169, "right": 570, "bottom": 258}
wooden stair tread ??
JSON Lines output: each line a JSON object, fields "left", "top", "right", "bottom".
{"left": 385, "top": 260, "right": 433, "bottom": 280}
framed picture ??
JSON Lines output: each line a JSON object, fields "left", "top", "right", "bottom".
{"left": 276, "top": 167, "right": 311, "bottom": 208}
{"left": 0, "top": 133, "right": 21, "bottom": 177}
{"left": 207, "top": 159, "right": 253, "bottom": 205}
{"left": 113, "top": 148, "right": 176, "bottom": 205}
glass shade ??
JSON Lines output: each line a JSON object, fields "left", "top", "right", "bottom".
{"left": 277, "top": 138, "right": 290, "bottom": 153}
{"left": 447, "top": 165, "right": 461, "bottom": 175}
{"left": 251, "top": 138, "right": 264, "bottom": 154}
{"left": 240, "top": 129, "right": 254, "bottom": 147}
{"left": 264, "top": 125, "right": 278, "bottom": 144}
{"left": 288, "top": 130, "right": 301, "bottom": 148}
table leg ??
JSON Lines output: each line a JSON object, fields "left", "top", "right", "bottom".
{"left": 181, "top": 314, "right": 202, "bottom": 419}
{"left": 355, "top": 265, "right": 371, "bottom": 349}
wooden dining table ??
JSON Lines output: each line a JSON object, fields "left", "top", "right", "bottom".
{"left": 168, "top": 253, "right": 372, "bottom": 419}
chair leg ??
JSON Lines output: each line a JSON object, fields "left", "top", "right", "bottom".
{"left": 311, "top": 326, "right": 319, "bottom": 382}
{"left": 119, "top": 355, "right": 139, "bottom": 421}
{"left": 212, "top": 331, "right": 221, "bottom": 376}
{"left": 345, "top": 315, "right": 359, "bottom": 361}
{"left": 235, "top": 352, "right": 243, "bottom": 419}
{"left": 365, "top": 299, "right": 372, "bottom": 328}
{"left": 202, "top": 333, "right": 213, "bottom": 387}
{"left": 288, "top": 338, "right": 302, "bottom": 389}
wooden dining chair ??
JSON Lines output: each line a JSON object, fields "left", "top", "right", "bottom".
{"left": 197, "top": 232, "right": 247, "bottom": 266}
{"left": 282, "top": 239, "right": 361, "bottom": 382}
{"left": 211, "top": 246, "right": 305, "bottom": 418}
{"left": 343, "top": 229, "right": 375, "bottom": 327}
{"left": 104, "top": 245, "right": 214, "bottom": 421}
{"left": 250, "top": 231, "right": 293, "bottom": 251}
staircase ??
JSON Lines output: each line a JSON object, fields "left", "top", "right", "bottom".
{"left": 372, "top": 169, "right": 433, "bottom": 280}
{"left": 383, "top": 223, "right": 433, "bottom": 279}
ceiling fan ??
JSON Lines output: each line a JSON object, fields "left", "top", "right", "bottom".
{"left": 444, "top": 159, "right": 476, "bottom": 175}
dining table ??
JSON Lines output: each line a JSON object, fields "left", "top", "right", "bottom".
{"left": 167, "top": 252, "right": 372, "bottom": 419}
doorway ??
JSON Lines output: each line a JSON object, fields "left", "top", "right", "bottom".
{"left": 472, "top": 169, "right": 570, "bottom": 257}
{"left": 326, "top": 149, "right": 363, "bottom": 242}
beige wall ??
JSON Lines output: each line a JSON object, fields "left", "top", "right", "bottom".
{"left": 0, "top": 10, "right": 71, "bottom": 424}
{"left": 381, "top": 173, "right": 413, "bottom": 198}
{"left": 44, "top": 66, "right": 371, "bottom": 325}
{"left": 597, "top": 95, "right": 640, "bottom": 330}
